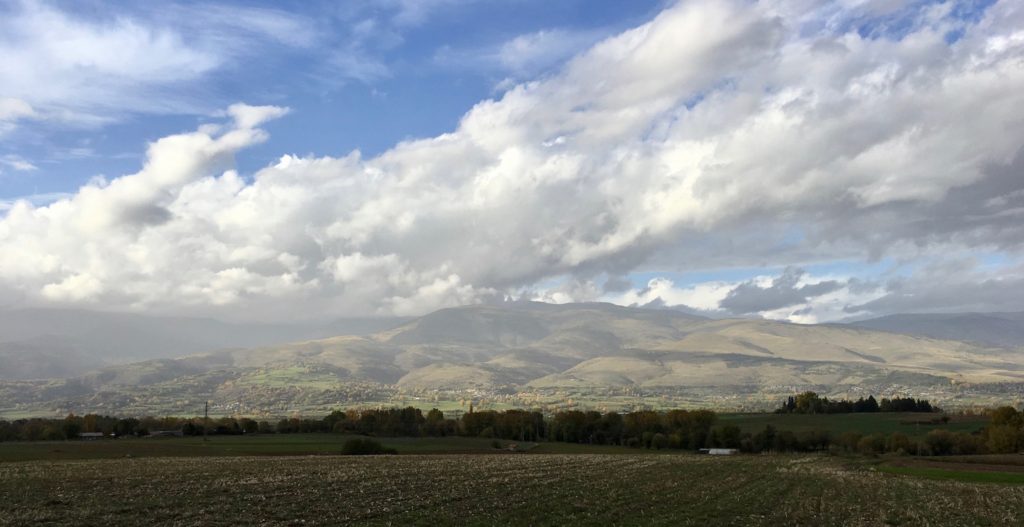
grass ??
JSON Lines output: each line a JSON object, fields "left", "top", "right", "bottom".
{"left": 3, "top": 454, "right": 1024, "bottom": 525}
{"left": 719, "top": 412, "right": 987, "bottom": 438}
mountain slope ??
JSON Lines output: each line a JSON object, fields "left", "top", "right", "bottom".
{"left": 0, "top": 308, "right": 408, "bottom": 379}
{"left": 847, "top": 312, "right": 1024, "bottom": 349}
{"left": 3, "top": 302, "right": 1021, "bottom": 415}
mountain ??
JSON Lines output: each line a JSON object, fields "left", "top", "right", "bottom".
{"left": 3, "top": 302, "right": 1022, "bottom": 416}
{"left": 0, "top": 308, "right": 408, "bottom": 380}
{"left": 847, "top": 312, "right": 1024, "bottom": 349}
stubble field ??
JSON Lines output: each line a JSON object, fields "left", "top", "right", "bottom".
{"left": 2, "top": 453, "right": 1024, "bottom": 526}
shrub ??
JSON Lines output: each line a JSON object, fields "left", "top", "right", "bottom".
{"left": 856, "top": 434, "right": 885, "bottom": 455}
{"left": 924, "top": 430, "right": 955, "bottom": 456}
{"left": 885, "top": 432, "right": 913, "bottom": 455}
{"left": 341, "top": 438, "right": 397, "bottom": 456}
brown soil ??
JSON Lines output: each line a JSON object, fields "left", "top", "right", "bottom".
{"left": 888, "top": 457, "right": 1024, "bottom": 473}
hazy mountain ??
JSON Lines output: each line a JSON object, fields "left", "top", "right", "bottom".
{"left": 0, "top": 308, "right": 408, "bottom": 380}
{"left": 5, "top": 302, "right": 1022, "bottom": 415}
{"left": 847, "top": 312, "right": 1024, "bottom": 349}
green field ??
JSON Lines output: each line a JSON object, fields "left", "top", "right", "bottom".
{"left": 4, "top": 453, "right": 1024, "bottom": 525}
{"left": 719, "top": 412, "right": 987, "bottom": 438}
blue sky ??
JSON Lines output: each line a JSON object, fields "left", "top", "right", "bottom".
{"left": 0, "top": 0, "right": 664, "bottom": 198}
{"left": 1, "top": 0, "right": 1022, "bottom": 323}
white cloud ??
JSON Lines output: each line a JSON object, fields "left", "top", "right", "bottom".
{"left": 226, "top": 104, "right": 292, "bottom": 130}
{"left": 388, "top": 0, "right": 474, "bottom": 27}
{"left": 0, "top": 97, "right": 34, "bottom": 122}
{"left": 0, "top": 97, "right": 35, "bottom": 135}
{"left": 1, "top": 0, "right": 1023, "bottom": 321}
{"left": 0, "top": 192, "right": 72, "bottom": 213}
{"left": 436, "top": 27, "right": 607, "bottom": 80}
{"left": 0, "top": 2, "right": 312, "bottom": 128}
{"left": 609, "top": 277, "right": 735, "bottom": 312}
{"left": 0, "top": 155, "right": 37, "bottom": 172}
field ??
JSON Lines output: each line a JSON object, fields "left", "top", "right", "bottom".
{"left": 4, "top": 453, "right": 1024, "bottom": 526}
{"left": 0, "top": 413, "right": 1015, "bottom": 525}
{"left": 0, "top": 434, "right": 652, "bottom": 463}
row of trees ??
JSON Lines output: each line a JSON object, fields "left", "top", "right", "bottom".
{"left": 776, "top": 392, "right": 936, "bottom": 414}
{"left": 7, "top": 401, "right": 1024, "bottom": 457}
{"left": 736, "top": 426, "right": 981, "bottom": 455}
{"left": 0, "top": 414, "right": 268, "bottom": 441}
{"left": 546, "top": 409, "right": 718, "bottom": 449}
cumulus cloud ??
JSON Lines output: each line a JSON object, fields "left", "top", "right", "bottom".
{"left": 1, "top": 0, "right": 1023, "bottom": 321}
{"left": 612, "top": 277, "right": 736, "bottom": 313}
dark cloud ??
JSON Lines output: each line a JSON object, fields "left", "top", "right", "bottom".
{"left": 846, "top": 260, "right": 1024, "bottom": 316}
{"left": 809, "top": 148, "right": 1024, "bottom": 256}
{"left": 719, "top": 267, "right": 844, "bottom": 315}
{"left": 602, "top": 275, "right": 633, "bottom": 293}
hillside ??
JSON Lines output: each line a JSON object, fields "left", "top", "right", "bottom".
{"left": 2, "top": 302, "right": 1022, "bottom": 416}
{"left": 848, "top": 312, "right": 1024, "bottom": 349}
{"left": 0, "top": 308, "right": 408, "bottom": 380}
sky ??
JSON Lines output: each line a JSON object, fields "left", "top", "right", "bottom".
{"left": 0, "top": 0, "right": 1022, "bottom": 324}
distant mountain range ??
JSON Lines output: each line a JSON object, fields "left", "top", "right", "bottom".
{"left": 0, "top": 308, "right": 409, "bottom": 380}
{"left": 846, "top": 312, "right": 1024, "bottom": 349}
{"left": 1, "top": 303, "right": 1022, "bottom": 416}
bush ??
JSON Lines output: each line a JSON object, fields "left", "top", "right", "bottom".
{"left": 924, "top": 430, "right": 955, "bottom": 456}
{"left": 856, "top": 434, "right": 885, "bottom": 455}
{"left": 885, "top": 432, "right": 912, "bottom": 455}
{"left": 341, "top": 438, "right": 397, "bottom": 456}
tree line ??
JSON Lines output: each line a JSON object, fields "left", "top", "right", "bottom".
{"left": 775, "top": 392, "right": 936, "bottom": 414}
{"left": 5, "top": 400, "right": 1024, "bottom": 457}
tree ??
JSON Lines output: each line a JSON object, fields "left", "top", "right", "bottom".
{"left": 986, "top": 425, "right": 1021, "bottom": 454}
{"left": 991, "top": 406, "right": 1023, "bottom": 428}
{"left": 795, "top": 392, "right": 822, "bottom": 414}
{"left": 716, "top": 425, "right": 742, "bottom": 449}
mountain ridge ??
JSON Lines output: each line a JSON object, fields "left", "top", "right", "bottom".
{"left": 2, "top": 302, "right": 1021, "bottom": 416}
{"left": 846, "top": 311, "right": 1024, "bottom": 349}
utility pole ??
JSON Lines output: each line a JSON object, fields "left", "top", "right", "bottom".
{"left": 203, "top": 401, "right": 209, "bottom": 443}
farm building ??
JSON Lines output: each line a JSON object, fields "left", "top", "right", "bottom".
{"left": 699, "top": 448, "right": 738, "bottom": 455}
